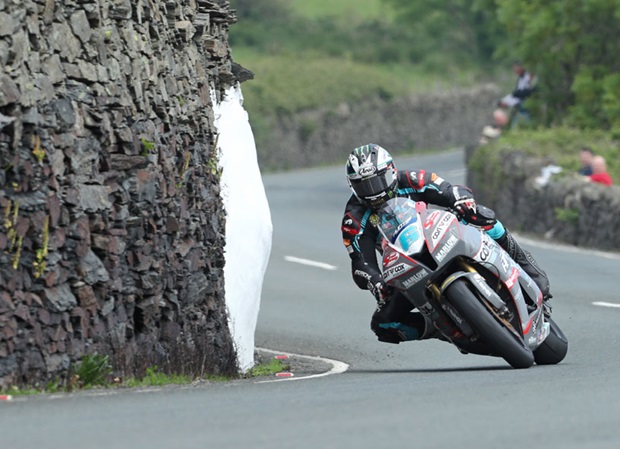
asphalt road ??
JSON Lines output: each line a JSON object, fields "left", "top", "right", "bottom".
{"left": 3, "top": 149, "right": 620, "bottom": 449}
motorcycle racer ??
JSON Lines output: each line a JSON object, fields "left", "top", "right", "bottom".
{"left": 341, "top": 143, "right": 552, "bottom": 344}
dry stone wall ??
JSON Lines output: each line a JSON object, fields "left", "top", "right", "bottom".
{"left": 467, "top": 150, "right": 620, "bottom": 251}
{"left": 0, "top": 0, "right": 243, "bottom": 388}
{"left": 258, "top": 84, "right": 500, "bottom": 171}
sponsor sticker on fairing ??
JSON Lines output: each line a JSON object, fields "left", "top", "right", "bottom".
{"left": 383, "top": 263, "right": 410, "bottom": 281}
{"left": 435, "top": 234, "right": 458, "bottom": 262}
{"left": 505, "top": 267, "right": 519, "bottom": 289}
{"left": 500, "top": 251, "right": 511, "bottom": 273}
{"left": 383, "top": 251, "right": 399, "bottom": 268}
{"left": 429, "top": 214, "right": 456, "bottom": 248}
{"left": 474, "top": 273, "right": 494, "bottom": 297}
{"left": 423, "top": 210, "right": 441, "bottom": 229}
{"left": 475, "top": 236, "right": 492, "bottom": 262}
{"left": 401, "top": 268, "right": 429, "bottom": 288}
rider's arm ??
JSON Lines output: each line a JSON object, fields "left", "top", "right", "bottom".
{"left": 399, "top": 170, "right": 474, "bottom": 207}
{"left": 342, "top": 197, "right": 383, "bottom": 290}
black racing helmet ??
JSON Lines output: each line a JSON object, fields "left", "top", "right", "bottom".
{"left": 346, "top": 143, "right": 398, "bottom": 209}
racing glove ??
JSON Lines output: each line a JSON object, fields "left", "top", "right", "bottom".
{"left": 368, "top": 277, "right": 390, "bottom": 304}
{"left": 454, "top": 197, "right": 477, "bottom": 218}
{"left": 454, "top": 198, "right": 497, "bottom": 229}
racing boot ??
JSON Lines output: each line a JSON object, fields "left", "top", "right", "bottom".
{"left": 495, "top": 229, "right": 552, "bottom": 311}
{"left": 372, "top": 311, "right": 425, "bottom": 344}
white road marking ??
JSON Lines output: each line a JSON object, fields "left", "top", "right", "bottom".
{"left": 284, "top": 256, "right": 337, "bottom": 271}
{"left": 593, "top": 302, "right": 620, "bottom": 309}
{"left": 255, "top": 347, "right": 349, "bottom": 384}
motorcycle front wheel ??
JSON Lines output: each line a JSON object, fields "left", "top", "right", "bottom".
{"left": 445, "top": 279, "right": 534, "bottom": 369}
{"left": 533, "top": 317, "right": 568, "bottom": 365}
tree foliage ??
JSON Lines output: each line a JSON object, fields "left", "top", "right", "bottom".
{"left": 231, "top": 0, "right": 620, "bottom": 130}
{"left": 495, "top": 0, "right": 620, "bottom": 130}
{"left": 383, "top": 0, "right": 504, "bottom": 67}
{"left": 385, "top": 0, "right": 620, "bottom": 130}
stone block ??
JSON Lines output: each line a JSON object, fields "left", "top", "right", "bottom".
{"left": 0, "top": 75, "right": 20, "bottom": 106}
{"left": 70, "top": 10, "right": 91, "bottom": 43}
{"left": 44, "top": 284, "right": 78, "bottom": 313}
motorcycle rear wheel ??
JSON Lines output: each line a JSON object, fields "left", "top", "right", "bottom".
{"left": 533, "top": 317, "right": 568, "bottom": 365}
{"left": 445, "top": 279, "right": 534, "bottom": 369}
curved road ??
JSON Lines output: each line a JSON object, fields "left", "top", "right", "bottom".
{"left": 3, "top": 149, "right": 620, "bottom": 449}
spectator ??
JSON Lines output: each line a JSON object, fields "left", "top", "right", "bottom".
{"left": 587, "top": 155, "right": 613, "bottom": 186}
{"left": 479, "top": 108, "right": 509, "bottom": 145}
{"left": 577, "top": 147, "right": 594, "bottom": 176}
{"left": 499, "top": 61, "right": 536, "bottom": 109}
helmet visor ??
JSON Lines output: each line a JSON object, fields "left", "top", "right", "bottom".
{"left": 350, "top": 169, "right": 395, "bottom": 199}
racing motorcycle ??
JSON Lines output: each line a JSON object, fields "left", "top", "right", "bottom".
{"left": 377, "top": 198, "right": 568, "bottom": 369}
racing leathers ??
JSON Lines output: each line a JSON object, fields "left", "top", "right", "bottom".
{"left": 341, "top": 169, "right": 551, "bottom": 344}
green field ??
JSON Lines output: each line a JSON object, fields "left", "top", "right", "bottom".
{"left": 229, "top": 0, "right": 502, "bottom": 149}
{"left": 289, "top": 0, "right": 388, "bottom": 20}
{"left": 232, "top": 48, "right": 477, "bottom": 116}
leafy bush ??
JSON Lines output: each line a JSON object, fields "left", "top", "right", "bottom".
{"left": 73, "top": 353, "right": 113, "bottom": 388}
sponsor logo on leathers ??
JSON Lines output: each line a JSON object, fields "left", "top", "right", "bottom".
{"left": 342, "top": 227, "right": 358, "bottom": 235}
{"left": 369, "top": 214, "right": 380, "bottom": 227}
{"left": 354, "top": 270, "right": 372, "bottom": 281}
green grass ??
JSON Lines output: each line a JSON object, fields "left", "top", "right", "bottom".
{"left": 3, "top": 358, "right": 291, "bottom": 395}
{"left": 233, "top": 47, "right": 478, "bottom": 117}
{"left": 125, "top": 367, "right": 194, "bottom": 387}
{"left": 73, "top": 353, "right": 113, "bottom": 388}
{"left": 246, "top": 358, "right": 288, "bottom": 377}
{"left": 289, "top": 0, "right": 389, "bottom": 20}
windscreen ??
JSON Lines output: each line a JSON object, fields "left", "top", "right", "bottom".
{"left": 378, "top": 198, "right": 424, "bottom": 255}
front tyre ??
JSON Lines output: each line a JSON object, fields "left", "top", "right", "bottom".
{"left": 445, "top": 279, "right": 534, "bottom": 369}
{"left": 534, "top": 318, "right": 568, "bottom": 365}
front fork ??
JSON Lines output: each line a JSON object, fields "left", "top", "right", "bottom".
{"left": 428, "top": 260, "right": 517, "bottom": 335}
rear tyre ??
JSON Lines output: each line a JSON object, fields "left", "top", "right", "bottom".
{"left": 445, "top": 279, "right": 534, "bottom": 369}
{"left": 533, "top": 317, "right": 568, "bottom": 365}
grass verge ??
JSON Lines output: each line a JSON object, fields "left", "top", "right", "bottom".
{"left": 3, "top": 356, "right": 290, "bottom": 396}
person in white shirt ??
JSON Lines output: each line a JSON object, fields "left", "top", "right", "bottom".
{"left": 500, "top": 61, "right": 536, "bottom": 109}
